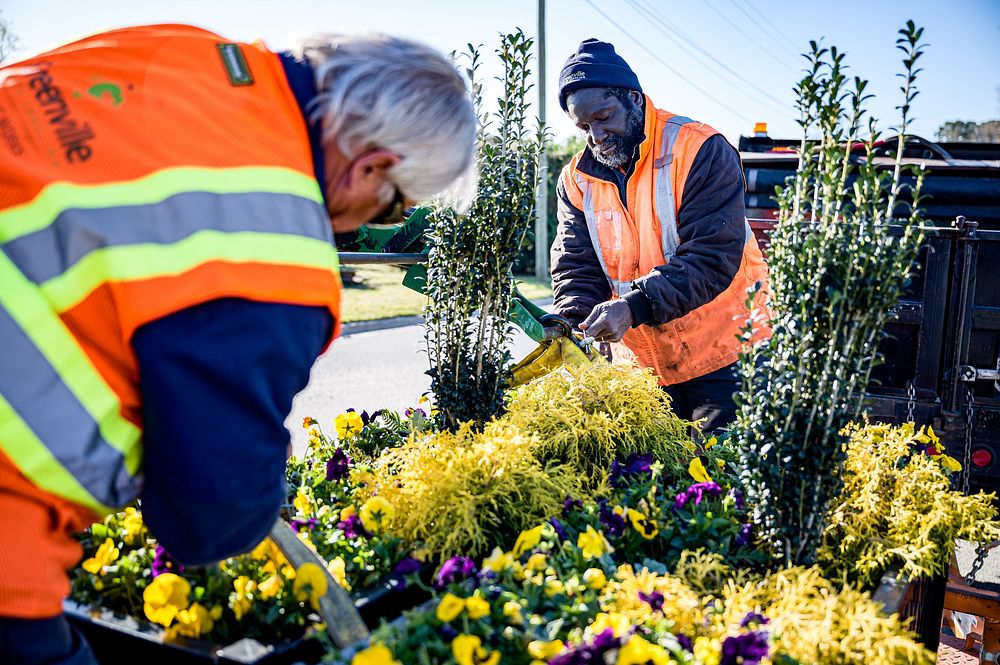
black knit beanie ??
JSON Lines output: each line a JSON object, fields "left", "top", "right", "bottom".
{"left": 558, "top": 39, "right": 642, "bottom": 111}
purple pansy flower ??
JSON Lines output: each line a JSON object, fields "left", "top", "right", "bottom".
{"left": 598, "top": 501, "right": 627, "bottom": 538}
{"left": 549, "top": 628, "right": 620, "bottom": 665}
{"left": 674, "top": 482, "right": 724, "bottom": 510}
{"left": 676, "top": 634, "right": 694, "bottom": 652}
{"left": 739, "top": 612, "right": 770, "bottom": 628}
{"left": 728, "top": 488, "right": 745, "bottom": 512}
{"left": 563, "top": 495, "right": 583, "bottom": 517}
{"left": 404, "top": 406, "right": 427, "bottom": 418}
{"left": 736, "top": 523, "right": 753, "bottom": 547}
{"left": 638, "top": 590, "right": 665, "bottom": 612}
{"left": 326, "top": 447, "right": 352, "bottom": 482}
{"left": 609, "top": 453, "right": 653, "bottom": 487}
{"left": 549, "top": 517, "right": 569, "bottom": 541}
{"left": 290, "top": 517, "right": 319, "bottom": 532}
{"left": 151, "top": 545, "right": 184, "bottom": 577}
{"left": 434, "top": 555, "right": 477, "bottom": 588}
{"left": 720, "top": 631, "right": 769, "bottom": 665}
{"left": 337, "top": 513, "right": 369, "bottom": 539}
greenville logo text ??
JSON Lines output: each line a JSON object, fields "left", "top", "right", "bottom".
{"left": 29, "top": 62, "right": 95, "bottom": 163}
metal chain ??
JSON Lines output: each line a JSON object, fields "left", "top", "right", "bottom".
{"left": 965, "top": 540, "right": 997, "bottom": 586}
{"left": 906, "top": 380, "right": 916, "bottom": 423}
{"left": 961, "top": 386, "right": 974, "bottom": 495}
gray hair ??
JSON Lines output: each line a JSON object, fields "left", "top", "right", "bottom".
{"left": 298, "top": 34, "right": 478, "bottom": 212}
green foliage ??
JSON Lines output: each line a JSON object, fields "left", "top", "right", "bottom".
{"left": 424, "top": 30, "right": 546, "bottom": 431}
{"left": 731, "top": 22, "right": 928, "bottom": 566}
{"left": 818, "top": 421, "right": 1000, "bottom": 588}
{"left": 504, "top": 362, "right": 693, "bottom": 486}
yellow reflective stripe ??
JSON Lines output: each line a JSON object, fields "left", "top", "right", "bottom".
{"left": 0, "top": 392, "right": 113, "bottom": 515}
{"left": 0, "top": 254, "right": 142, "bottom": 474}
{"left": 41, "top": 231, "right": 341, "bottom": 312}
{"left": 0, "top": 166, "right": 323, "bottom": 243}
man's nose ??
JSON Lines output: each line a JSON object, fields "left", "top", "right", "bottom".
{"left": 590, "top": 126, "right": 607, "bottom": 145}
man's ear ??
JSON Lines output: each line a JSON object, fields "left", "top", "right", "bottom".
{"left": 629, "top": 89, "right": 643, "bottom": 107}
{"left": 346, "top": 148, "right": 401, "bottom": 197}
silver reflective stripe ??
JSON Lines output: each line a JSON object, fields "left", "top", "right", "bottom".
{"left": 653, "top": 116, "right": 693, "bottom": 261}
{"left": 3, "top": 192, "right": 331, "bottom": 284}
{"left": 577, "top": 177, "right": 632, "bottom": 297}
{"left": 0, "top": 304, "right": 141, "bottom": 508}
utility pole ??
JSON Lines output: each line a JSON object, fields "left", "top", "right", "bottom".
{"left": 533, "top": 0, "right": 549, "bottom": 281}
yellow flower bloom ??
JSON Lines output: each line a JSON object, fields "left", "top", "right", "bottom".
{"left": 335, "top": 411, "right": 365, "bottom": 440}
{"left": 292, "top": 562, "right": 328, "bottom": 611}
{"left": 616, "top": 634, "right": 670, "bottom": 665}
{"left": 169, "top": 602, "right": 215, "bottom": 639}
{"left": 340, "top": 505, "right": 358, "bottom": 522}
{"left": 230, "top": 576, "right": 255, "bottom": 621}
{"left": 258, "top": 575, "right": 282, "bottom": 599}
{"left": 359, "top": 496, "right": 395, "bottom": 533}
{"left": 688, "top": 457, "right": 713, "bottom": 483}
{"left": 121, "top": 507, "right": 144, "bottom": 545}
{"left": 582, "top": 568, "right": 607, "bottom": 590}
{"left": 626, "top": 508, "right": 659, "bottom": 540}
{"left": 694, "top": 636, "right": 721, "bottom": 665}
{"left": 293, "top": 489, "right": 314, "bottom": 516}
{"left": 464, "top": 593, "right": 490, "bottom": 620}
{"left": 436, "top": 592, "right": 466, "bottom": 622}
{"left": 452, "top": 634, "right": 501, "bottom": 665}
{"left": 351, "top": 643, "right": 401, "bottom": 665}
{"left": 327, "top": 557, "right": 350, "bottom": 591}
{"left": 704, "top": 436, "right": 718, "bottom": 449}
{"left": 940, "top": 455, "right": 963, "bottom": 473}
{"left": 526, "top": 552, "right": 547, "bottom": 571}
{"left": 482, "top": 547, "right": 515, "bottom": 573}
{"left": 82, "top": 538, "right": 120, "bottom": 575}
{"left": 143, "top": 573, "right": 191, "bottom": 627}
{"left": 528, "top": 639, "right": 565, "bottom": 659}
{"left": 589, "top": 612, "right": 631, "bottom": 638}
{"left": 577, "top": 526, "right": 611, "bottom": 560}
{"left": 544, "top": 578, "right": 565, "bottom": 597}
{"left": 502, "top": 600, "right": 524, "bottom": 625}
{"left": 513, "top": 524, "right": 545, "bottom": 556}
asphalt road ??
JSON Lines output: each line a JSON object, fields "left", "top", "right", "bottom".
{"left": 284, "top": 320, "right": 538, "bottom": 453}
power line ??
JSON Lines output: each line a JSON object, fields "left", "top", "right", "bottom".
{"left": 700, "top": 0, "right": 800, "bottom": 75}
{"left": 732, "top": 0, "right": 801, "bottom": 57}
{"left": 582, "top": 0, "right": 754, "bottom": 124}
{"left": 627, "top": 0, "right": 796, "bottom": 119}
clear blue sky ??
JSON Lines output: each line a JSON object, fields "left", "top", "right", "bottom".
{"left": 3, "top": 0, "right": 998, "bottom": 144}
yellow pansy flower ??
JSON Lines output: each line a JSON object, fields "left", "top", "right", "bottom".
{"left": 292, "top": 562, "right": 328, "bottom": 611}
{"left": 327, "top": 557, "right": 350, "bottom": 591}
{"left": 340, "top": 505, "right": 358, "bottom": 522}
{"left": 688, "top": 457, "right": 713, "bottom": 483}
{"left": 82, "top": 538, "right": 120, "bottom": 575}
{"left": 121, "top": 507, "right": 144, "bottom": 545}
{"left": 360, "top": 496, "right": 395, "bottom": 533}
{"left": 335, "top": 411, "right": 365, "bottom": 440}
{"left": 258, "top": 574, "right": 282, "bottom": 599}
{"left": 351, "top": 643, "right": 401, "bottom": 665}
{"left": 452, "top": 634, "right": 501, "bottom": 665}
{"left": 625, "top": 508, "right": 659, "bottom": 540}
{"left": 544, "top": 578, "right": 565, "bottom": 597}
{"left": 528, "top": 639, "right": 565, "bottom": 660}
{"left": 513, "top": 524, "right": 545, "bottom": 556}
{"left": 464, "top": 593, "right": 490, "bottom": 620}
{"left": 143, "top": 573, "right": 191, "bottom": 627}
{"left": 167, "top": 602, "right": 215, "bottom": 639}
{"left": 616, "top": 634, "right": 670, "bottom": 665}
{"left": 482, "top": 547, "right": 515, "bottom": 573}
{"left": 230, "top": 576, "right": 255, "bottom": 621}
{"left": 293, "top": 489, "right": 314, "bottom": 516}
{"left": 502, "top": 600, "right": 524, "bottom": 625}
{"left": 577, "top": 526, "right": 611, "bottom": 560}
{"left": 436, "top": 592, "right": 466, "bottom": 622}
{"left": 589, "top": 612, "right": 631, "bottom": 638}
{"left": 940, "top": 455, "right": 963, "bottom": 473}
{"left": 582, "top": 568, "right": 607, "bottom": 590}
{"left": 525, "top": 552, "right": 547, "bottom": 571}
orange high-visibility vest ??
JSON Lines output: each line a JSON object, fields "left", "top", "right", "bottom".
{"left": 562, "top": 98, "right": 771, "bottom": 385}
{"left": 0, "top": 24, "right": 342, "bottom": 517}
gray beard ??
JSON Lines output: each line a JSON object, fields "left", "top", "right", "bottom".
{"left": 590, "top": 104, "right": 645, "bottom": 170}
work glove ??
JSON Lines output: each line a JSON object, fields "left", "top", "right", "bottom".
{"left": 580, "top": 299, "right": 634, "bottom": 343}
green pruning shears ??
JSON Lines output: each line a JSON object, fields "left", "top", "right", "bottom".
{"left": 268, "top": 519, "right": 369, "bottom": 647}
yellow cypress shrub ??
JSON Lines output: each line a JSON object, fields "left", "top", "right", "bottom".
{"left": 818, "top": 421, "right": 999, "bottom": 588}
{"left": 357, "top": 422, "right": 585, "bottom": 558}
{"left": 504, "top": 362, "right": 694, "bottom": 485}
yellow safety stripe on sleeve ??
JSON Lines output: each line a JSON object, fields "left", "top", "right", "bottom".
{"left": 0, "top": 166, "right": 324, "bottom": 243}
{"left": 40, "top": 230, "right": 341, "bottom": 312}
{"left": 0, "top": 392, "right": 113, "bottom": 515}
{"left": 0, "top": 253, "right": 142, "bottom": 475}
